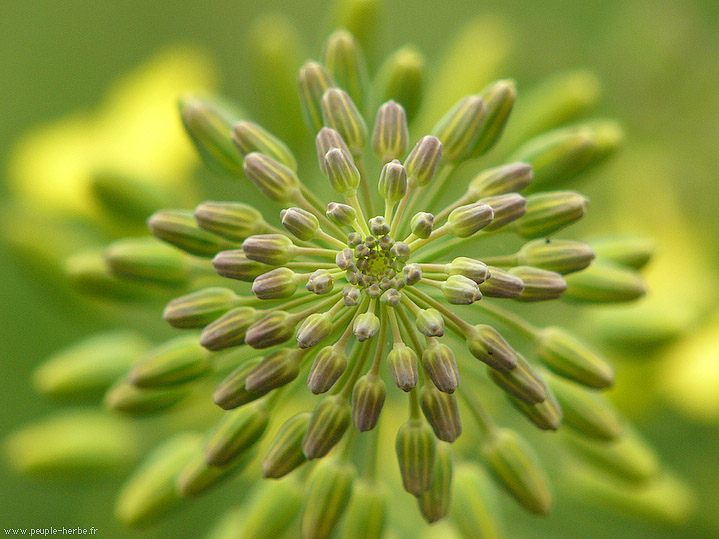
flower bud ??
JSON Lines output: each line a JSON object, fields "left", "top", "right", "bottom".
{"left": 252, "top": 267, "right": 299, "bottom": 299}
{"left": 368, "top": 215, "right": 390, "bottom": 236}
{"left": 321, "top": 88, "right": 368, "bottom": 154}
{"left": 402, "top": 263, "right": 422, "bottom": 285}
{"left": 431, "top": 95, "right": 486, "bottom": 162}
{"left": 212, "top": 358, "right": 263, "bottom": 410}
{"left": 316, "top": 128, "right": 352, "bottom": 175}
{"left": 416, "top": 308, "right": 445, "bottom": 337}
{"left": 105, "top": 379, "right": 190, "bottom": 416}
{"left": 378, "top": 159, "right": 408, "bottom": 204}
{"left": 245, "top": 310, "right": 297, "bottom": 349}
{"left": 343, "top": 284, "right": 362, "bottom": 305}
{"left": 242, "top": 234, "right": 297, "bottom": 265}
{"left": 420, "top": 384, "right": 462, "bottom": 443}
{"left": 410, "top": 212, "right": 434, "bottom": 239}
{"left": 589, "top": 235, "right": 655, "bottom": 270}
{"left": 176, "top": 446, "right": 253, "bottom": 497}
{"left": 212, "top": 250, "right": 272, "bottom": 281}
{"left": 380, "top": 288, "right": 402, "bottom": 306}
{"left": 298, "top": 61, "right": 335, "bottom": 133}
{"left": 442, "top": 274, "right": 482, "bottom": 305}
{"left": 148, "top": 209, "right": 234, "bottom": 258}
{"left": 245, "top": 349, "right": 301, "bottom": 394}
{"left": 514, "top": 191, "right": 588, "bottom": 239}
{"left": 232, "top": 120, "right": 297, "bottom": 170}
{"left": 480, "top": 193, "right": 527, "bottom": 230}
{"left": 297, "top": 312, "right": 334, "bottom": 349}
{"left": 451, "top": 464, "right": 503, "bottom": 538}
{"left": 179, "top": 96, "right": 243, "bottom": 177}
{"left": 102, "top": 238, "right": 189, "bottom": 286}
{"left": 279, "top": 207, "right": 319, "bottom": 241}
{"left": 395, "top": 419, "right": 436, "bottom": 495}
{"left": 372, "top": 100, "right": 409, "bottom": 162}
{"left": 417, "top": 443, "right": 453, "bottom": 523}
{"left": 353, "top": 311, "right": 380, "bottom": 341}
{"left": 404, "top": 135, "right": 443, "bottom": 187}
{"left": 372, "top": 45, "right": 424, "bottom": 122}
{"left": 200, "top": 307, "right": 258, "bottom": 351}
{"left": 470, "top": 79, "right": 516, "bottom": 158}
{"left": 479, "top": 266, "right": 524, "bottom": 298}
{"left": 307, "top": 346, "right": 348, "bottom": 394}
{"left": 302, "top": 395, "right": 352, "bottom": 459}
{"left": 488, "top": 355, "right": 547, "bottom": 405}
{"left": 326, "top": 201, "right": 357, "bottom": 226}
{"left": 564, "top": 261, "right": 646, "bottom": 303}
{"left": 322, "top": 28, "right": 369, "bottom": 109}
{"left": 243, "top": 152, "right": 300, "bottom": 202}
{"left": 67, "top": 252, "right": 165, "bottom": 300}
{"left": 466, "top": 324, "right": 519, "bottom": 371}
{"left": 163, "top": 287, "right": 238, "bottom": 329}
{"left": 227, "top": 479, "right": 303, "bottom": 539}
{"left": 194, "top": 201, "right": 266, "bottom": 243}
{"left": 508, "top": 381, "right": 563, "bottom": 431}
{"left": 301, "top": 459, "right": 356, "bottom": 539}
{"left": 324, "top": 147, "right": 361, "bottom": 194}
{"left": 391, "top": 241, "right": 411, "bottom": 261}
{"left": 262, "top": 412, "right": 311, "bottom": 478}
{"left": 446, "top": 257, "right": 489, "bottom": 284}
{"left": 343, "top": 479, "right": 388, "bottom": 539}
{"left": 387, "top": 344, "right": 419, "bottom": 391}
{"left": 518, "top": 238, "right": 595, "bottom": 274}
{"left": 307, "top": 269, "right": 335, "bottom": 295}
{"left": 537, "top": 326, "right": 614, "bottom": 388}
{"left": 447, "top": 203, "right": 494, "bottom": 238}
{"left": 482, "top": 428, "right": 552, "bottom": 515}
{"left": 204, "top": 402, "right": 270, "bottom": 466}
{"left": 352, "top": 374, "right": 386, "bottom": 432}
{"left": 130, "top": 335, "right": 209, "bottom": 389}
{"left": 468, "top": 162, "right": 534, "bottom": 199}
{"left": 422, "top": 341, "right": 460, "bottom": 393}
{"left": 509, "top": 266, "right": 567, "bottom": 302}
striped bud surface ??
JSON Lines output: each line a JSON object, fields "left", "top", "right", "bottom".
{"left": 396, "top": 418, "right": 437, "bottom": 495}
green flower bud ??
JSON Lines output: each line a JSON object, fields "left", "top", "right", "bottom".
{"left": 66, "top": 252, "right": 160, "bottom": 301}
{"left": 353, "top": 311, "right": 380, "bottom": 341}
{"left": 547, "top": 374, "right": 622, "bottom": 441}
{"left": 395, "top": 418, "right": 436, "bottom": 495}
{"left": 245, "top": 311, "right": 297, "bottom": 349}
{"left": 482, "top": 428, "right": 552, "bottom": 515}
{"left": 316, "top": 127, "right": 352, "bottom": 175}
{"left": 447, "top": 202, "right": 494, "bottom": 238}
{"left": 301, "top": 459, "right": 356, "bottom": 539}
{"left": 488, "top": 355, "right": 547, "bottom": 404}
{"left": 104, "top": 237, "right": 191, "bottom": 286}
{"left": 431, "top": 95, "right": 487, "bottom": 162}
{"left": 480, "top": 193, "right": 527, "bottom": 231}
{"left": 105, "top": 379, "right": 190, "bottom": 416}
{"left": 450, "top": 464, "right": 503, "bottom": 539}
{"left": 509, "top": 266, "right": 567, "bottom": 302}
{"left": 537, "top": 326, "right": 614, "bottom": 389}
{"left": 245, "top": 349, "right": 301, "bottom": 394}
{"left": 326, "top": 201, "right": 357, "bottom": 226}
{"left": 130, "top": 335, "right": 210, "bottom": 389}
{"left": 179, "top": 96, "right": 243, "bottom": 177}
{"left": 212, "top": 250, "right": 272, "bottom": 281}
{"left": 194, "top": 201, "right": 266, "bottom": 243}
{"left": 243, "top": 152, "right": 300, "bottom": 202}
{"left": 176, "top": 447, "right": 254, "bottom": 498}
{"left": 321, "top": 88, "right": 368, "bottom": 154}
{"left": 378, "top": 159, "right": 408, "bottom": 204}
{"left": 343, "top": 479, "right": 387, "bottom": 539}
{"left": 447, "top": 257, "right": 489, "bottom": 284}
{"left": 262, "top": 412, "right": 311, "bottom": 478}
{"left": 372, "top": 45, "right": 424, "bottom": 122}
{"left": 242, "top": 234, "right": 297, "bottom": 265}
{"left": 467, "top": 162, "right": 534, "bottom": 198}
{"left": 387, "top": 344, "right": 419, "bottom": 392}
{"left": 466, "top": 324, "right": 519, "bottom": 371}
{"left": 89, "top": 170, "right": 165, "bottom": 225}
{"left": 302, "top": 395, "right": 352, "bottom": 459}
{"left": 410, "top": 212, "right": 434, "bottom": 239}
{"left": 417, "top": 443, "right": 453, "bottom": 523}
{"left": 307, "top": 269, "right": 335, "bottom": 294}
{"left": 589, "top": 235, "right": 655, "bottom": 270}
{"left": 563, "top": 260, "right": 646, "bottom": 303}
{"left": 252, "top": 267, "right": 299, "bottom": 299}
{"left": 307, "top": 346, "right": 348, "bottom": 394}
{"left": 404, "top": 135, "right": 443, "bottom": 187}
{"left": 148, "top": 209, "right": 234, "bottom": 257}
{"left": 322, "top": 28, "right": 369, "bottom": 109}
{"left": 324, "top": 147, "right": 361, "bottom": 194}
{"left": 163, "top": 287, "right": 240, "bottom": 328}
{"left": 33, "top": 330, "right": 149, "bottom": 400}
{"left": 420, "top": 384, "right": 462, "bottom": 443}
{"left": 380, "top": 288, "right": 402, "bottom": 306}
{"left": 212, "top": 358, "right": 263, "bottom": 410}
{"left": 508, "top": 380, "right": 563, "bottom": 431}
{"left": 281, "top": 207, "right": 320, "bottom": 241}
{"left": 231, "top": 480, "right": 303, "bottom": 539}
{"left": 513, "top": 191, "right": 588, "bottom": 239}
{"left": 402, "top": 262, "right": 422, "bottom": 285}
{"left": 422, "top": 341, "right": 460, "bottom": 393}
{"left": 115, "top": 433, "right": 201, "bottom": 527}
{"left": 372, "top": 100, "right": 409, "bottom": 163}
{"left": 351, "top": 374, "right": 386, "bottom": 431}
{"left": 204, "top": 402, "right": 270, "bottom": 466}
{"left": 298, "top": 61, "right": 336, "bottom": 133}
{"left": 232, "top": 120, "right": 297, "bottom": 171}
{"left": 200, "top": 306, "right": 258, "bottom": 351}
{"left": 518, "top": 238, "right": 595, "bottom": 274}
{"left": 297, "top": 312, "right": 334, "bottom": 349}
{"left": 470, "top": 79, "right": 516, "bottom": 158}
{"left": 479, "top": 266, "right": 524, "bottom": 298}
{"left": 442, "top": 274, "right": 482, "bottom": 305}
{"left": 416, "top": 307, "right": 445, "bottom": 337}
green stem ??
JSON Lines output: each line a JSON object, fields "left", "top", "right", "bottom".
{"left": 474, "top": 301, "right": 539, "bottom": 340}
{"left": 458, "top": 387, "right": 495, "bottom": 437}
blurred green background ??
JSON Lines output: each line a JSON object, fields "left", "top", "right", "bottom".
{"left": 2, "top": 0, "right": 719, "bottom": 537}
